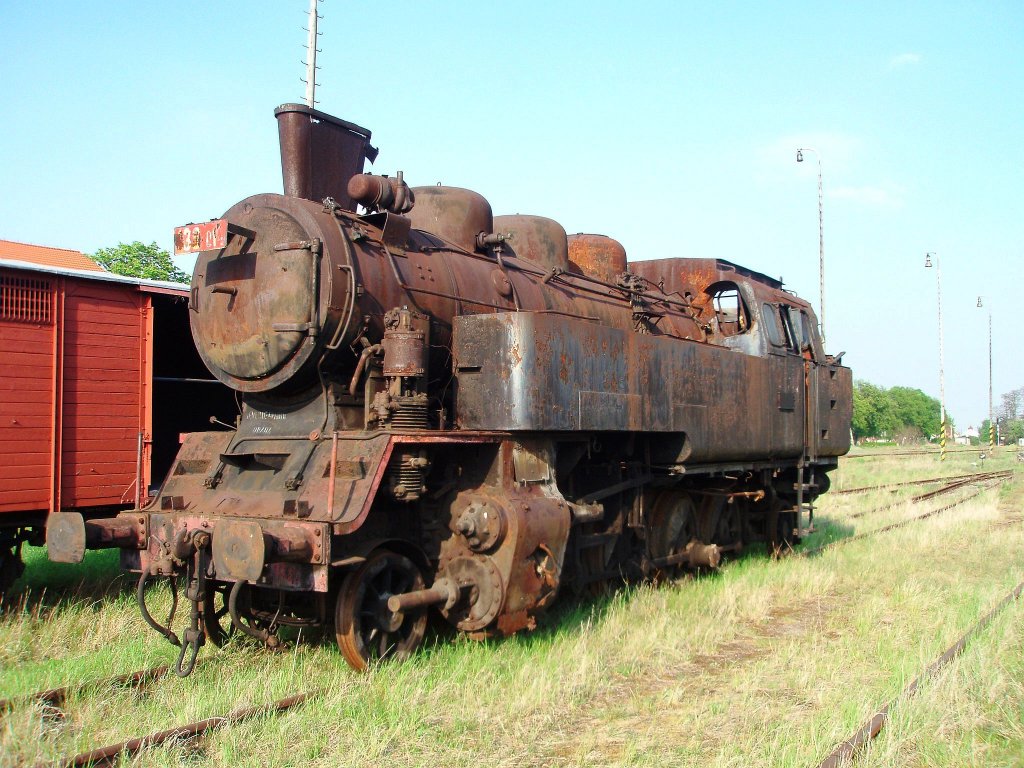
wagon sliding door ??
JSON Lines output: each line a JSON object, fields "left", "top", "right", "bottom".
{"left": 60, "top": 282, "right": 152, "bottom": 511}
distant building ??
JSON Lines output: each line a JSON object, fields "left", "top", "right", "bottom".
{"left": 964, "top": 425, "right": 979, "bottom": 439}
{"left": 0, "top": 239, "right": 103, "bottom": 272}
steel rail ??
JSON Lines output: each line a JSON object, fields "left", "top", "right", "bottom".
{"left": 836, "top": 469, "right": 1013, "bottom": 495}
{"left": 0, "top": 664, "right": 171, "bottom": 715}
{"left": 38, "top": 690, "right": 317, "bottom": 768}
{"left": 814, "top": 577, "right": 1024, "bottom": 768}
{"left": 842, "top": 447, "right": 993, "bottom": 460}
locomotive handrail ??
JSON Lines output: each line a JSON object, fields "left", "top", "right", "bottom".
{"left": 324, "top": 214, "right": 360, "bottom": 351}
{"left": 398, "top": 220, "right": 701, "bottom": 319}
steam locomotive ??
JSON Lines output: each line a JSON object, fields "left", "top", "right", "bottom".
{"left": 47, "top": 104, "right": 851, "bottom": 674}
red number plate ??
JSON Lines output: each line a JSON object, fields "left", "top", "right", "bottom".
{"left": 174, "top": 220, "right": 228, "bottom": 255}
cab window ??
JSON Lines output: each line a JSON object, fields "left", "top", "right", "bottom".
{"left": 762, "top": 303, "right": 785, "bottom": 347}
{"left": 799, "top": 310, "right": 818, "bottom": 358}
{"left": 778, "top": 305, "right": 800, "bottom": 352}
{"left": 709, "top": 284, "right": 750, "bottom": 337}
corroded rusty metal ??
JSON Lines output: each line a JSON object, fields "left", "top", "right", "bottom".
{"left": 347, "top": 172, "right": 415, "bottom": 214}
{"left": 52, "top": 103, "right": 854, "bottom": 673}
{"left": 406, "top": 185, "right": 494, "bottom": 254}
{"left": 275, "top": 103, "right": 376, "bottom": 210}
{"left": 494, "top": 215, "right": 570, "bottom": 272}
{"left": 567, "top": 233, "right": 627, "bottom": 282}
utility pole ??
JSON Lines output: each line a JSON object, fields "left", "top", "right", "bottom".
{"left": 303, "top": 0, "right": 321, "bottom": 107}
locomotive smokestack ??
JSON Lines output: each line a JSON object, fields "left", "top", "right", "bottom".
{"left": 274, "top": 103, "right": 378, "bottom": 210}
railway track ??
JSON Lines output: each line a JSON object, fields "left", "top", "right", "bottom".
{"left": 810, "top": 472, "right": 1022, "bottom": 764}
{"left": 0, "top": 655, "right": 311, "bottom": 768}
{"left": 836, "top": 468, "right": 1013, "bottom": 495}
{"left": 0, "top": 665, "right": 171, "bottom": 715}
{"left": 34, "top": 691, "right": 316, "bottom": 768}
{"left": 842, "top": 447, "right": 993, "bottom": 459}
{"left": 843, "top": 469, "right": 1012, "bottom": 521}
{"left": 801, "top": 475, "right": 1007, "bottom": 558}
{"left": 815, "top": 577, "right": 1024, "bottom": 767}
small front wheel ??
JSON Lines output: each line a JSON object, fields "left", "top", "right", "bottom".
{"left": 335, "top": 550, "right": 428, "bottom": 671}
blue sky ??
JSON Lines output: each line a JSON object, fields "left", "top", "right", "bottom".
{"left": 2, "top": 1, "right": 1021, "bottom": 430}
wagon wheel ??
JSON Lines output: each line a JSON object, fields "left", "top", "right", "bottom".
{"left": 335, "top": 550, "right": 428, "bottom": 672}
{"left": 0, "top": 543, "right": 25, "bottom": 598}
{"left": 646, "top": 491, "right": 697, "bottom": 580}
{"left": 200, "top": 580, "right": 235, "bottom": 647}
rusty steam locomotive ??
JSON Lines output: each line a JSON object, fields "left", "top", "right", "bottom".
{"left": 48, "top": 104, "right": 851, "bottom": 674}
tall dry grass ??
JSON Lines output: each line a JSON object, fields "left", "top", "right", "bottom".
{"left": 1, "top": 449, "right": 1021, "bottom": 767}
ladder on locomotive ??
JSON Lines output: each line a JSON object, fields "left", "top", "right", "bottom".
{"left": 794, "top": 462, "right": 816, "bottom": 540}
{"left": 795, "top": 359, "right": 818, "bottom": 541}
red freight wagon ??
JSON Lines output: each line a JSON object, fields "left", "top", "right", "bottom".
{"left": 0, "top": 258, "right": 234, "bottom": 594}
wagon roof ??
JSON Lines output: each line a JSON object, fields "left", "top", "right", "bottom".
{"left": 0, "top": 258, "right": 189, "bottom": 296}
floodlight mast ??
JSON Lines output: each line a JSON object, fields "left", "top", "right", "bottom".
{"left": 978, "top": 296, "right": 994, "bottom": 450}
{"left": 795, "top": 147, "right": 825, "bottom": 346}
{"left": 925, "top": 252, "right": 946, "bottom": 460}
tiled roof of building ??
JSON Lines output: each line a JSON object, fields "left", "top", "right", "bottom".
{"left": 0, "top": 239, "right": 104, "bottom": 272}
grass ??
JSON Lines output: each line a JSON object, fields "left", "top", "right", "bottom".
{"left": 1, "top": 449, "right": 1022, "bottom": 767}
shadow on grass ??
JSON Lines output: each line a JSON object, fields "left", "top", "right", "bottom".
{"left": 1, "top": 545, "right": 136, "bottom": 615}
{"left": 795, "top": 516, "right": 857, "bottom": 557}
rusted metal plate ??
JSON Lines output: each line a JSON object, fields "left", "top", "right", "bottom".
{"left": 408, "top": 186, "right": 493, "bottom": 254}
{"left": 191, "top": 209, "right": 314, "bottom": 382}
{"left": 567, "top": 233, "right": 627, "bottom": 282}
{"left": 453, "top": 311, "right": 777, "bottom": 460}
{"left": 494, "top": 215, "right": 570, "bottom": 272}
{"left": 173, "top": 220, "right": 228, "bottom": 255}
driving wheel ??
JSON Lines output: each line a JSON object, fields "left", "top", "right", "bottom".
{"left": 647, "top": 491, "right": 697, "bottom": 580}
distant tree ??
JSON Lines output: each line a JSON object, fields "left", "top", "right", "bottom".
{"left": 852, "top": 380, "right": 944, "bottom": 443}
{"left": 999, "top": 387, "right": 1024, "bottom": 421}
{"left": 889, "top": 386, "right": 942, "bottom": 438}
{"left": 852, "top": 381, "right": 897, "bottom": 440}
{"left": 994, "top": 386, "right": 1024, "bottom": 446}
{"left": 980, "top": 419, "right": 994, "bottom": 446}
{"left": 92, "top": 241, "right": 189, "bottom": 283}
{"left": 894, "top": 424, "right": 923, "bottom": 446}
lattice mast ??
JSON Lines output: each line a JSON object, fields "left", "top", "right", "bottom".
{"left": 302, "top": 0, "right": 321, "bottom": 107}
